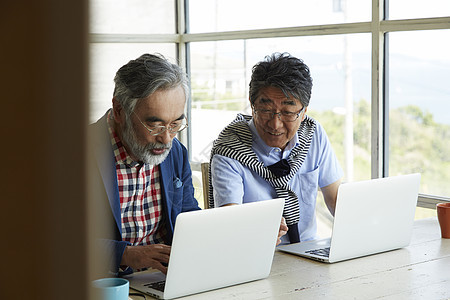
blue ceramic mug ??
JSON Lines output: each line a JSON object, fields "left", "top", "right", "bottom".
{"left": 92, "top": 278, "right": 129, "bottom": 300}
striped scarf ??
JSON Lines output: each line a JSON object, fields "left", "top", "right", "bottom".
{"left": 208, "top": 114, "right": 316, "bottom": 242}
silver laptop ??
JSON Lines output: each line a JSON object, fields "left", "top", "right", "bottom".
{"left": 125, "top": 198, "right": 284, "bottom": 299}
{"left": 277, "top": 173, "right": 421, "bottom": 263}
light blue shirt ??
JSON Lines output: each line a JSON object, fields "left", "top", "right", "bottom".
{"left": 211, "top": 118, "right": 343, "bottom": 243}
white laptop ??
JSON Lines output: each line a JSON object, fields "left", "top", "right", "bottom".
{"left": 277, "top": 173, "right": 421, "bottom": 263}
{"left": 125, "top": 198, "right": 284, "bottom": 299}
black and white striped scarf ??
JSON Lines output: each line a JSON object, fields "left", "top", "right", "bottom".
{"left": 208, "top": 113, "right": 316, "bottom": 242}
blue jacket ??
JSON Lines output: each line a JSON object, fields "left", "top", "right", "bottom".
{"left": 90, "top": 111, "right": 200, "bottom": 275}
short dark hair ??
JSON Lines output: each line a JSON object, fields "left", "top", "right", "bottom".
{"left": 249, "top": 52, "right": 313, "bottom": 107}
{"left": 113, "top": 53, "right": 188, "bottom": 116}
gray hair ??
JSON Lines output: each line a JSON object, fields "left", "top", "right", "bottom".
{"left": 249, "top": 52, "right": 313, "bottom": 107}
{"left": 113, "top": 53, "right": 189, "bottom": 116}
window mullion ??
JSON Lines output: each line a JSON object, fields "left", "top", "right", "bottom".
{"left": 176, "top": 0, "right": 191, "bottom": 155}
{"left": 371, "top": 0, "right": 385, "bottom": 179}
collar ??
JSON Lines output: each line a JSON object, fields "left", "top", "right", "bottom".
{"left": 107, "top": 110, "right": 141, "bottom": 168}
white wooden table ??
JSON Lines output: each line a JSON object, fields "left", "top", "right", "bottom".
{"left": 132, "top": 218, "right": 450, "bottom": 299}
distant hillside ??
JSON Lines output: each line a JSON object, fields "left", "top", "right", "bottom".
{"left": 309, "top": 99, "right": 450, "bottom": 197}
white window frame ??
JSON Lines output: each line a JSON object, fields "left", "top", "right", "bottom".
{"left": 90, "top": 0, "right": 450, "bottom": 207}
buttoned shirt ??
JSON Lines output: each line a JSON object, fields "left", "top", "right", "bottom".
{"left": 107, "top": 114, "right": 166, "bottom": 245}
{"left": 211, "top": 118, "right": 343, "bottom": 242}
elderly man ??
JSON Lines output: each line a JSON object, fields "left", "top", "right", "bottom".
{"left": 209, "top": 53, "right": 343, "bottom": 244}
{"left": 90, "top": 53, "right": 200, "bottom": 276}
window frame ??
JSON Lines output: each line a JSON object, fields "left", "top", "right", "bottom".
{"left": 89, "top": 0, "right": 450, "bottom": 206}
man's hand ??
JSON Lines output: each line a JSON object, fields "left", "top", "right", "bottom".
{"left": 121, "top": 244, "right": 171, "bottom": 274}
{"left": 277, "top": 217, "right": 288, "bottom": 245}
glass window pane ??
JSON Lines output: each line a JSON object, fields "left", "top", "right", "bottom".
{"left": 189, "top": 0, "right": 370, "bottom": 33}
{"left": 190, "top": 34, "right": 372, "bottom": 185}
{"left": 388, "top": 29, "right": 450, "bottom": 198}
{"left": 89, "top": 43, "right": 176, "bottom": 123}
{"left": 388, "top": 0, "right": 450, "bottom": 20}
{"left": 90, "top": 0, "right": 175, "bottom": 34}
{"left": 190, "top": 40, "right": 249, "bottom": 164}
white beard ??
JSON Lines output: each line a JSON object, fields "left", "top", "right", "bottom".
{"left": 121, "top": 116, "right": 172, "bottom": 165}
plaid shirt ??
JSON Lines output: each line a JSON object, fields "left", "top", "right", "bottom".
{"left": 107, "top": 114, "right": 167, "bottom": 246}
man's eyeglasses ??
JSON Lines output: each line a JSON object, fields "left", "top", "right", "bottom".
{"left": 133, "top": 112, "right": 188, "bottom": 136}
{"left": 253, "top": 106, "right": 305, "bottom": 122}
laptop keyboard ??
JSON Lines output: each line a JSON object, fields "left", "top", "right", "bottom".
{"left": 144, "top": 280, "right": 166, "bottom": 292}
{"left": 306, "top": 247, "right": 330, "bottom": 258}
